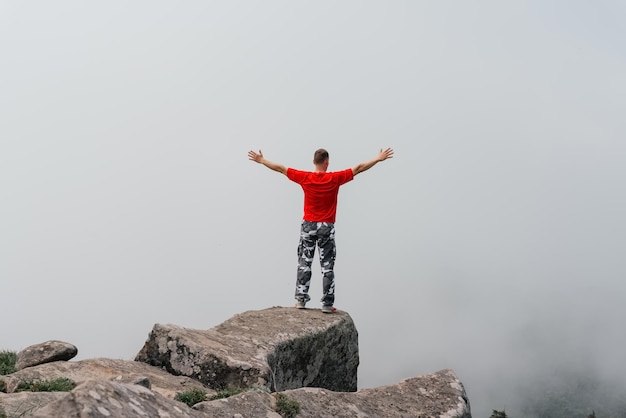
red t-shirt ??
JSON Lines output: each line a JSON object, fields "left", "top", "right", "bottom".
{"left": 287, "top": 168, "right": 354, "bottom": 223}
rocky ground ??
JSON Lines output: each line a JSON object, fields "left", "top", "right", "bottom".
{"left": 0, "top": 306, "right": 471, "bottom": 417}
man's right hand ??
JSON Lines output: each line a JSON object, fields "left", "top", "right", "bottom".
{"left": 352, "top": 147, "right": 394, "bottom": 176}
{"left": 377, "top": 148, "right": 394, "bottom": 162}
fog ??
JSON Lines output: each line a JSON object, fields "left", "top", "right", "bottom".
{"left": 1, "top": 2, "right": 625, "bottom": 417}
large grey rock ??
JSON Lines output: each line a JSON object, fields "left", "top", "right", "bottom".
{"left": 135, "top": 306, "right": 359, "bottom": 392}
{"left": 0, "top": 358, "right": 211, "bottom": 399}
{"left": 193, "top": 369, "right": 471, "bottom": 418}
{"left": 0, "top": 392, "right": 67, "bottom": 418}
{"left": 15, "top": 340, "right": 77, "bottom": 370}
{"left": 27, "top": 379, "right": 206, "bottom": 418}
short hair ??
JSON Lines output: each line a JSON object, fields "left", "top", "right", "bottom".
{"left": 314, "top": 149, "right": 329, "bottom": 165}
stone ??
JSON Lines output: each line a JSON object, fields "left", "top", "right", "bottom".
{"left": 193, "top": 389, "right": 282, "bottom": 417}
{"left": 15, "top": 340, "right": 77, "bottom": 370}
{"left": 194, "top": 369, "right": 470, "bottom": 418}
{"left": 0, "top": 358, "right": 212, "bottom": 399}
{"left": 26, "top": 379, "right": 207, "bottom": 418}
{"left": 135, "top": 306, "right": 359, "bottom": 392}
{"left": 281, "top": 368, "right": 471, "bottom": 418}
{"left": 0, "top": 392, "right": 68, "bottom": 418}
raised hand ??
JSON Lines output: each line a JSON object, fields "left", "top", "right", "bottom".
{"left": 247, "top": 149, "right": 287, "bottom": 174}
{"left": 248, "top": 149, "right": 264, "bottom": 163}
{"left": 378, "top": 148, "right": 394, "bottom": 162}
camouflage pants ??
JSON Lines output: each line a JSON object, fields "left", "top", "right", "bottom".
{"left": 295, "top": 221, "right": 336, "bottom": 306}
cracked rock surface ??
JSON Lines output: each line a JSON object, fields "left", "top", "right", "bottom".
{"left": 135, "top": 306, "right": 360, "bottom": 392}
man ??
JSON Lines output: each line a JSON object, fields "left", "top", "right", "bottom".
{"left": 248, "top": 147, "right": 394, "bottom": 313}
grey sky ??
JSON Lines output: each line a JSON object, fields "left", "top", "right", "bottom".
{"left": 2, "top": 2, "right": 625, "bottom": 416}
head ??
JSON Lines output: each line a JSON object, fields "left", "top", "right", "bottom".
{"left": 313, "top": 148, "right": 329, "bottom": 171}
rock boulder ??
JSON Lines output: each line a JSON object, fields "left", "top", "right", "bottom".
{"left": 0, "top": 358, "right": 211, "bottom": 399}
{"left": 15, "top": 340, "right": 77, "bottom": 370}
{"left": 27, "top": 379, "right": 206, "bottom": 418}
{"left": 0, "top": 392, "right": 67, "bottom": 418}
{"left": 193, "top": 368, "right": 471, "bottom": 417}
{"left": 135, "top": 306, "right": 359, "bottom": 392}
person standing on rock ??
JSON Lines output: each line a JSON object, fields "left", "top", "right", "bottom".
{"left": 248, "top": 147, "right": 394, "bottom": 313}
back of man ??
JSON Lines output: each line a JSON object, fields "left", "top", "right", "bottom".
{"left": 248, "top": 147, "right": 393, "bottom": 312}
{"left": 286, "top": 168, "right": 353, "bottom": 223}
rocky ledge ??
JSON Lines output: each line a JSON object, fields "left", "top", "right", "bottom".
{"left": 135, "top": 306, "right": 359, "bottom": 392}
{"left": 0, "top": 306, "right": 471, "bottom": 417}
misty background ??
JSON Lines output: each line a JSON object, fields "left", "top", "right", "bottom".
{"left": 1, "top": 2, "right": 625, "bottom": 417}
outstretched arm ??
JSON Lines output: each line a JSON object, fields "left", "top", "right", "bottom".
{"left": 352, "top": 148, "right": 394, "bottom": 176}
{"left": 248, "top": 150, "right": 287, "bottom": 175}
